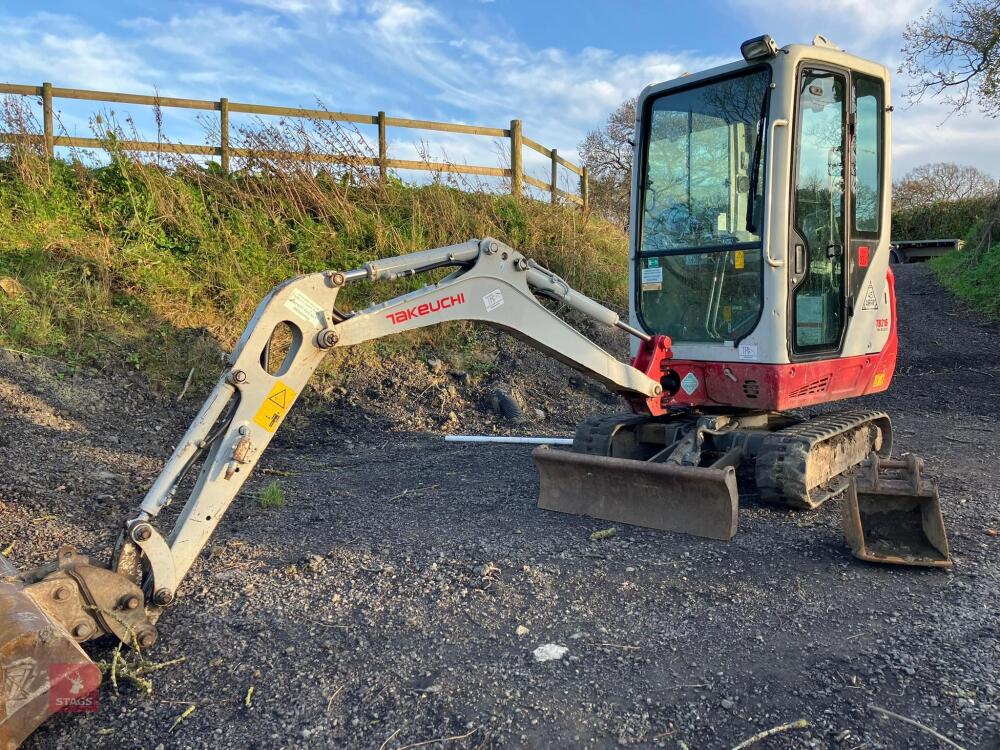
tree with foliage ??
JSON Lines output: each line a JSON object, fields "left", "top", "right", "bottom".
{"left": 578, "top": 98, "right": 636, "bottom": 229}
{"left": 894, "top": 162, "right": 998, "bottom": 210}
{"left": 901, "top": 0, "right": 1000, "bottom": 116}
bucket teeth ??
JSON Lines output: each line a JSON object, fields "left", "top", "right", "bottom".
{"left": 843, "top": 453, "right": 951, "bottom": 567}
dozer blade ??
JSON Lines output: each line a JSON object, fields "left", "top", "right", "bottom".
{"left": 533, "top": 447, "right": 738, "bottom": 540}
{"left": 843, "top": 454, "right": 951, "bottom": 568}
{"left": 0, "top": 559, "right": 101, "bottom": 750}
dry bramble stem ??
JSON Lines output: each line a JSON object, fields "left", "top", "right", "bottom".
{"left": 729, "top": 718, "right": 810, "bottom": 750}
{"left": 869, "top": 705, "right": 967, "bottom": 750}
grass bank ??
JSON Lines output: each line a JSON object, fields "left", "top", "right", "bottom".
{"left": 931, "top": 239, "right": 1000, "bottom": 318}
{"left": 0, "top": 149, "right": 628, "bottom": 391}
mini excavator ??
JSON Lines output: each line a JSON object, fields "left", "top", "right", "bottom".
{"left": 0, "top": 35, "right": 951, "bottom": 746}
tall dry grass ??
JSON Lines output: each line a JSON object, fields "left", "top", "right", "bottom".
{"left": 0, "top": 95, "right": 629, "bottom": 389}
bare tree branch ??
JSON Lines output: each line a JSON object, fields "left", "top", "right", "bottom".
{"left": 901, "top": 0, "right": 1000, "bottom": 116}
{"left": 578, "top": 98, "right": 636, "bottom": 229}
{"left": 894, "top": 161, "right": 999, "bottom": 210}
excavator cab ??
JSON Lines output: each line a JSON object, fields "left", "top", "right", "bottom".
{"left": 539, "top": 35, "right": 935, "bottom": 558}
{"left": 628, "top": 34, "right": 896, "bottom": 410}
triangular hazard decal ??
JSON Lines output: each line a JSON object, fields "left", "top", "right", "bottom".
{"left": 268, "top": 387, "right": 289, "bottom": 408}
{"left": 862, "top": 283, "right": 879, "bottom": 310}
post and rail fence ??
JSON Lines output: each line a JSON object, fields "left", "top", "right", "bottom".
{"left": 0, "top": 82, "right": 589, "bottom": 211}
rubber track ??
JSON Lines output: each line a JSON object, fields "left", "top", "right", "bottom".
{"left": 572, "top": 413, "right": 653, "bottom": 456}
{"left": 755, "top": 409, "right": 892, "bottom": 508}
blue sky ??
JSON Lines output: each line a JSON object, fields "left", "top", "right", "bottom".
{"left": 2, "top": 0, "right": 998, "bottom": 188}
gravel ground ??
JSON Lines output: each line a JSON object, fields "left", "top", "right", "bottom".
{"left": 2, "top": 264, "right": 998, "bottom": 749}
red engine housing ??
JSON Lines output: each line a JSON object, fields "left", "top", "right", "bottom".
{"left": 630, "top": 270, "right": 899, "bottom": 415}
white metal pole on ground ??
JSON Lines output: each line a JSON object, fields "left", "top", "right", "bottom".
{"left": 444, "top": 435, "right": 573, "bottom": 446}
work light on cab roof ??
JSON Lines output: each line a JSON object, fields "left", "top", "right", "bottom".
{"left": 740, "top": 34, "right": 779, "bottom": 62}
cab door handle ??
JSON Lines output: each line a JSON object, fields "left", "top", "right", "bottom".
{"left": 794, "top": 243, "right": 806, "bottom": 274}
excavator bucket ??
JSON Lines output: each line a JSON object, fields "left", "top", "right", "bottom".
{"left": 0, "top": 558, "right": 101, "bottom": 749}
{"left": 843, "top": 454, "right": 951, "bottom": 568}
{"left": 532, "top": 447, "right": 739, "bottom": 540}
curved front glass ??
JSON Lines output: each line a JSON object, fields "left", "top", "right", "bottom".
{"left": 637, "top": 67, "right": 771, "bottom": 343}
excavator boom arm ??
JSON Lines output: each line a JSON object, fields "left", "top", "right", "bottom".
{"left": 0, "top": 238, "right": 665, "bottom": 747}
{"left": 117, "top": 238, "right": 661, "bottom": 609}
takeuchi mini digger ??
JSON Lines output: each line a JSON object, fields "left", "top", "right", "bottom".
{"left": 0, "top": 35, "right": 951, "bottom": 746}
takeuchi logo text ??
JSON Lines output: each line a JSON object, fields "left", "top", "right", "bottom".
{"left": 385, "top": 293, "right": 465, "bottom": 325}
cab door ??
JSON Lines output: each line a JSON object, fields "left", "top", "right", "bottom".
{"left": 788, "top": 67, "right": 848, "bottom": 356}
{"left": 846, "top": 74, "right": 886, "bottom": 313}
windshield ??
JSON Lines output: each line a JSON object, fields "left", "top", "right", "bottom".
{"left": 640, "top": 68, "right": 771, "bottom": 251}
{"left": 636, "top": 67, "right": 771, "bottom": 343}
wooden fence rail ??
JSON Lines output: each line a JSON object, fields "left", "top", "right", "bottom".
{"left": 0, "top": 82, "right": 589, "bottom": 210}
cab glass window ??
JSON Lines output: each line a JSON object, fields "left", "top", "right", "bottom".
{"left": 853, "top": 75, "right": 883, "bottom": 235}
{"left": 636, "top": 68, "right": 770, "bottom": 343}
{"left": 793, "top": 69, "right": 846, "bottom": 351}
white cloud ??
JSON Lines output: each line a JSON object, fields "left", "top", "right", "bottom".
{"left": 341, "top": 6, "right": 721, "bottom": 163}
{"left": 372, "top": 0, "right": 438, "bottom": 35}
{"left": 121, "top": 9, "right": 293, "bottom": 61}
{"left": 0, "top": 13, "right": 160, "bottom": 91}
{"left": 4, "top": 0, "right": 992, "bottom": 182}
{"left": 239, "top": 0, "right": 346, "bottom": 13}
{"left": 728, "top": 0, "right": 935, "bottom": 54}
{"left": 892, "top": 102, "right": 1000, "bottom": 177}
{"left": 0, "top": 4, "right": 721, "bottom": 172}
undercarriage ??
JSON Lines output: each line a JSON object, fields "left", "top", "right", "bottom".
{"left": 535, "top": 408, "right": 893, "bottom": 541}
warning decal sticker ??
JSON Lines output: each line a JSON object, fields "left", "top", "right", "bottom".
{"left": 680, "top": 372, "right": 699, "bottom": 395}
{"left": 253, "top": 380, "right": 298, "bottom": 433}
{"left": 640, "top": 266, "right": 663, "bottom": 292}
{"left": 862, "top": 282, "right": 879, "bottom": 311}
{"left": 738, "top": 341, "right": 758, "bottom": 361}
{"left": 483, "top": 289, "right": 505, "bottom": 313}
{"left": 284, "top": 289, "right": 325, "bottom": 329}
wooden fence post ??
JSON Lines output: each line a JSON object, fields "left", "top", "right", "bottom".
{"left": 509, "top": 119, "right": 522, "bottom": 197}
{"left": 581, "top": 166, "right": 589, "bottom": 213}
{"left": 377, "top": 111, "right": 387, "bottom": 182}
{"left": 550, "top": 148, "right": 558, "bottom": 205}
{"left": 42, "top": 82, "right": 54, "bottom": 159}
{"left": 219, "top": 97, "right": 230, "bottom": 172}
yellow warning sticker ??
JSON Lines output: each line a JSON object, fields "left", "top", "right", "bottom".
{"left": 733, "top": 250, "right": 745, "bottom": 270}
{"left": 253, "top": 380, "right": 297, "bottom": 433}
{"left": 873, "top": 372, "right": 886, "bottom": 388}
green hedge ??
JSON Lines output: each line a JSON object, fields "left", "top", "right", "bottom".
{"left": 891, "top": 196, "right": 994, "bottom": 241}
